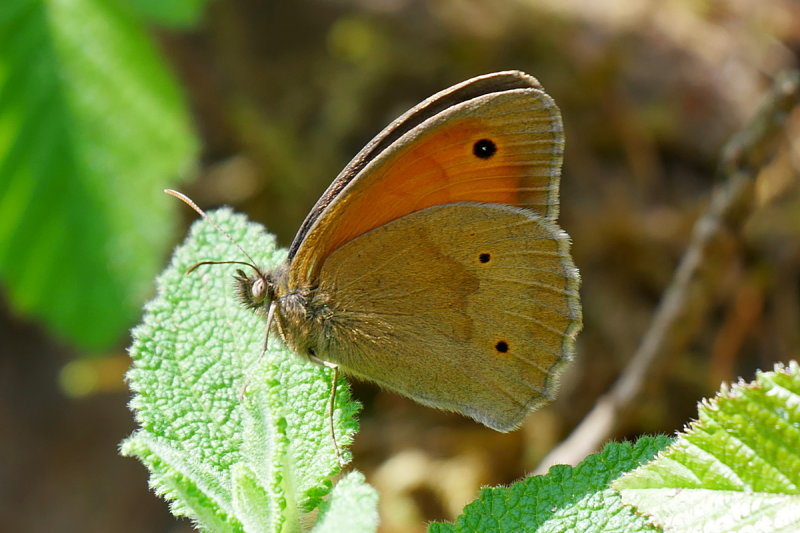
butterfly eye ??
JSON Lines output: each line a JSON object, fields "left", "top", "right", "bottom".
{"left": 251, "top": 278, "right": 267, "bottom": 302}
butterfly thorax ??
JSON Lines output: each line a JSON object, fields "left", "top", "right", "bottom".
{"left": 235, "top": 263, "right": 335, "bottom": 364}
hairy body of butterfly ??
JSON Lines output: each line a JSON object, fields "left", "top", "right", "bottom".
{"left": 236, "top": 71, "right": 582, "bottom": 432}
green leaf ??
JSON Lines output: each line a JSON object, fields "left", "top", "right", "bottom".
{"left": 614, "top": 361, "right": 800, "bottom": 533}
{"left": 312, "top": 471, "right": 379, "bottom": 533}
{"left": 126, "top": 0, "right": 209, "bottom": 28}
{"left": 430, "top": 436, "right": 672, "bottom": 533}
{"left": 0, "top": 0, "right": 197, "bottom": 351}
{"left": 121, "top": 209, "right": 369, "bottom": 532}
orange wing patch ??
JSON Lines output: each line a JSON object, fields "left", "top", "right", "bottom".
{"left": 290, "top": 89, "right": 563, "bottom": 287}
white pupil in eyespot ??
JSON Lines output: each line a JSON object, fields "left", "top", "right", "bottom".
{"left": 252, "top": 278, "right": 266, "bottom": 300}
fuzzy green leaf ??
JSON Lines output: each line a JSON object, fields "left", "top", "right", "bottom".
{"left": 121, "top": 209, "right": 369, "bottom": 532}
{"left": 312, "top": 471, "right": 379, "bottom": 533}
{"left": 430, "top": 436, "right": 672, "bottom": 533}
{"left": 614, "top": 361, "right": 800, "bottom": 533}
{"left": 0, "top": 0, "right": 197, "bottom": 351}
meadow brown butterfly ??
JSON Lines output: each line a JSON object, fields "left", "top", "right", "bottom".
{"left": 179, "top": 71, "right": 581, "bottom": 434}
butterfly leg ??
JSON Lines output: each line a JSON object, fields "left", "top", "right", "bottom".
{"left": 308, "top": 355, "right": 345, "bottom": 468}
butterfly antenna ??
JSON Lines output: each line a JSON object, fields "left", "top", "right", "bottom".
{"left": 165, "top": 189, "right": 263, "bottom": 275}
{"left": 186, "top": 260, "right": 262, "bottom": 275}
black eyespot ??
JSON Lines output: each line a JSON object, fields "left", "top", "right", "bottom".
{"left": 308, "top": 347, "right": 316, "bottom": 357}
{"left": 495, "top": 340, "right": 509, "bottom": 353}
{"left": 479, "top": 253, "right": 491, "bottom": 263}
{"left": 473, "top": 139, "right": 497, "bottom": 159}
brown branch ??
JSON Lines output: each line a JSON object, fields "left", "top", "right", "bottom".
{"left": 535, "top": 70, "right": 800, "bottom": 473}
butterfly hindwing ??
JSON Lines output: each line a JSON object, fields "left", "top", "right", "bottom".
{"left": 313, "top": 203, "right": 581, "bottom": 431}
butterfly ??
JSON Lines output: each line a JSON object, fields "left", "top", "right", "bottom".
{"left": 172, "top": 70, "right": 581, "bottom": 441}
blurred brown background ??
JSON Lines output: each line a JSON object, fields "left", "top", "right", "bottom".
{"left": 3, "top": 0, "right": 799, "bottom": 531}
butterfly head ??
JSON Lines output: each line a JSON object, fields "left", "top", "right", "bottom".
{"left": 234, "top": 262, "right": 292, "bottom": 314}
{"left": 235, "top": 267, "right": 274, "bottom": 313}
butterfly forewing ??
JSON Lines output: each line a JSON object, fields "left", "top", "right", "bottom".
{"left": 289, "top": 86, "right": 564, "bottom": 288}
{"left": 288, "top": 70, "right": 548, "bottom": 261}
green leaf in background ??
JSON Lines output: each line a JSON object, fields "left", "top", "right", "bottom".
{"left": 429, "top": 436, "right": 672, "bottom": 533}
{"left": 126, "top": 0, "right": 209, "bottom": 28}
{"left": 614, "top": 361, "right": 800, "bottom": 533}
{"left": 121, "top": 209, "right": 373, "bottom": 532}
{"left": 0, "top": 0, "right": 197, "bottom": 351}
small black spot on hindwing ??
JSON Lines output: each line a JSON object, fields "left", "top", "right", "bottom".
{"left": 495, "top": 340, "right": 509, "bottom": 353}
{"left": 479, "top": 253, "right": 491, "bottom": 263}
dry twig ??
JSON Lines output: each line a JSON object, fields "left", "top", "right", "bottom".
{"left": 535, "top": 70, "right": 800, "bottom": 473}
